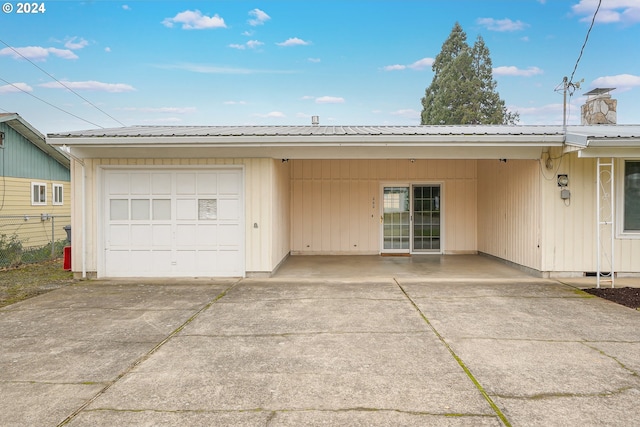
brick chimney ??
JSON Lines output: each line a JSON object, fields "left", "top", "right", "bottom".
{"left": 581, "top": 88, "right": 616, "bottom": 125}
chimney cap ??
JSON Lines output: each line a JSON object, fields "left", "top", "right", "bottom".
{"left": 584, "top": 88, "right": 615, "bottom": 97}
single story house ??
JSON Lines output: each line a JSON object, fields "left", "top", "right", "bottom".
{"left": 0, "top": 113, "right": 71, "bottom": 252}
{"left": 47, "top": 120, "right": 640, "bottom": 281}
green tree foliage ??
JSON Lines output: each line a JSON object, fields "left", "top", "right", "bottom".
{"left": 421, "top": 23, "right": 519, "bottom": 125}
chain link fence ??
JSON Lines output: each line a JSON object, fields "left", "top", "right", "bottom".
{"left": 0, "top": 214, "right": 71, "bottom": 268}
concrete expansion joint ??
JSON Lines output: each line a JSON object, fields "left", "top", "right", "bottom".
{"left": 392, "top": 278, "right": 513, "bottom": 427}
{"left": 55, "top": 280, "right": 240, "bottom": 427}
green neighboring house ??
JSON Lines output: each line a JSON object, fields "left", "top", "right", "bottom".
{"left": 0, "top": 113, "right": 70, "bottom": 258}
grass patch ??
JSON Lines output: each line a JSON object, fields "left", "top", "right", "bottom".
{"left": 0, "top": 259, "right": 75, "bottom": 308}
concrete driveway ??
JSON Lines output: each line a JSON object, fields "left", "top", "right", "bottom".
{"left": 1, "top": 258, "right": 639, "bottom": 426}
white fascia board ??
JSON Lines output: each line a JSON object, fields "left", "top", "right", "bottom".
{"left": 48, "top": 133, "right": 565, "bottom": 147}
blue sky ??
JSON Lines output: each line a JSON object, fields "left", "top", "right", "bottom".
{"left": 1, "top": 0, "right": 639, "bottom": 133}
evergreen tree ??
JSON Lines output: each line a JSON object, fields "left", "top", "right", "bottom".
{"left": 421, "top": 23, "right": 519, "bottom": 125}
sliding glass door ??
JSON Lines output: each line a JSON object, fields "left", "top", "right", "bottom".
{"left": 381, "top": 184, "right": 441, "bottom": 253}
{"left": 382, "top": 187, "right": 410, "bottom": 251}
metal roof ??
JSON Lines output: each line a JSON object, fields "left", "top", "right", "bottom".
{"left": 49, "top": 124, "right": 567, "bottom": 139}
{"left": 45, "top": 124, "right": 640, "bottom": 160}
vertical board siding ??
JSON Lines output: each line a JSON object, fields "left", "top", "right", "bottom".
{"left": 290, "top": 159, "right": 477, "bottom": 254}
{"left": 540, "top": 153, "right": 640, "bottom": 274}
{"left": 477, "top": 159, "right": 541, "bottom": 270}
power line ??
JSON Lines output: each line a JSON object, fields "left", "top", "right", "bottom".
{"left": 0, "top": 77, "right": 106, "bottom": 128}
{"left": 569, "top": 0, "right": 602, "bottom": 85}
{"left": 0, "top": 38, "right": 127, "bottom": 127}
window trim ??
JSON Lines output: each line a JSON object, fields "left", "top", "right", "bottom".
{"left": 616, "top": 158, "right": 640, "bottom": 239}
{"left": 53, "top": 183, "right": 64, "bottom": 206}
{"left": 31, "top": 182, "right": 47, "bottom": 206}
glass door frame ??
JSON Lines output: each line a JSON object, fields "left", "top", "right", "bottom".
{"left": 379, "top": 182, "right": 444, "bottom": 255}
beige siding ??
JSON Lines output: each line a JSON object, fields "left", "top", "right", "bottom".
{"left": 70, "top": 158, "right": 281, "bottom": 276}
{"left": 540, "top": 152, "right": 640, "bottom": 274}
{"left": 0, "top": 176, "right": 71, "bottom": 248}
{"left": 477, "top": 159, "right": 541, "bottom": 271}
{"left": 271, "top": 160, "right": 291, "bottom": 269}
{"left": 290, "top": 159, "right": 477, "bottom": 254}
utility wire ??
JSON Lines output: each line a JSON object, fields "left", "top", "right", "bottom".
{"left": 0, "top": 76, "right": 105, "bottom": 128}
{"left": 0, "top": 38, "right": 127, "bottom": 127}
{"left": 569, "top": 0, "right": 602, "bottom": 84}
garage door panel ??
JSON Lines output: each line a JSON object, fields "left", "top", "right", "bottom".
{"left": 131, "top": 173, "right": 150, "bottom": 194}
{"left": 196, "top": 224, "right": 217, "bottom": 245}
{"left": 177, "top": 199, "right": 197, "bottom": 220}
{"left": 108, "top": 173, "right": 130, "bottom": 195}
{"left": 109, "top": 225, "right": 130, "bottom": 246}
{"left": 177, "top": 173, "right": 197, "bottom": 195}
{"left": 219, "top": 173, "right": 240, "bottom": 194}
{"left": 104, "top": 168, "right": 243, "bottom": 278}
{"left": 218, "top": 224, "right": 241, "bottom": 246}
{"left": 218, "top": 199, "right": 239, "bottom": 220}
{"left": 151, "top": 173, "right": 171, "bottom": 195}
{"left": 197, "top": 173, "right": 217, "bottom": 193}
{"left": 129, "top": 251, "right": 153, "bottom": 273}
{"left": 131, "top": 225, "right": 152, "bottom": 246}
{"left": 176, "top": 224, "right": 197, "bottom": 246}
{"left": 217, "top": 250, "right": 241, "bottom": 273}
{"left": 152, "top": 225, "right": 172, "bottom": 246}
{"left": 106, "top": 251, "right": 131, "bottom": 275}
{"left": 176, "top": 250, "right": 197, "bottom": 272}
{"left": 152, "top": 251, "right": 172, "bottom": 273}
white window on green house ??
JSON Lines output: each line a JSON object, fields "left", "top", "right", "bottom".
{"left": 53, "top": 184, "right": 64, "bottom": 205}
{"left": 31, "top": 182, "right": 47, "bottom": 205}
{"left": 624, "top": 160, "right": 640, "bottom": 233}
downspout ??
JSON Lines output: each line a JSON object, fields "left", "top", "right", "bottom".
{"left": 81, "top": 161, "right": 86, "bottom": 279}
{"left": 62, "top": 146, "right": 87, "bottom": 279}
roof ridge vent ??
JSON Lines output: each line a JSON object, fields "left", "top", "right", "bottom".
{"left": 311, "top": 115, "right": 319, "bottom": 126}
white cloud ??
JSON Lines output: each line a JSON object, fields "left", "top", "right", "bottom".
{"left": 384, "top": 64, "right": 406, "bottom": 71}
{"left": 162, "top": 10, "right": 226, "bottom": 30}
{"left": 572, "top": 0, "right": 640, "bottom": 24}
{"left": 591, "top": 74, "right": 640, "bottom": 91}
{"left": 248, "top": 9, "right": 270, "bottom": 26}
{"left": 383, "top": 57, "right": 434, "bottom": 71}
{"left": 122, "top": 5, "right": 131, "bottom": 11}
{"left": 493, "top": 66, "right": 544, "bottom": 77}
{"left": 224, "top": 100, "right": 247, "bottom": 105}
{"left": 105, "top": 47, "right": 112, "bottom": 53}
{"left": 64, "top": 37, "right": 89, "bottom": 50}
{"left": 0, "top": 46, "right": 78, "bottom": 61}
{"left": 0, "top": 82, "right": 33, "bottom": 93}
{"left": 308, "top": 58, "right": 321, "bottom": 63}
{"left": 477, "top": 17, "right": 529, "bottom": 32}
{"left": 254, "top": 111, "right": 286, "bottom": 118}
{"left": 276, "top": 37, "right": 310, "bottom": 47}
{"left": 409, "top": 57, "right": 434, "bottom": 70}
{"left": 316, "top": 96, "right": 345, "bottom": 104}
{"left": 39, "top": 80, "right": 135, "bottom": 93}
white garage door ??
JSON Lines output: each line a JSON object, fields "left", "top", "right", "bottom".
{"left": 102, "top": 168, "right": 244, "bottom": 277}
